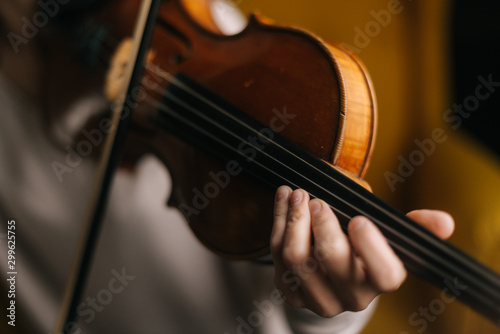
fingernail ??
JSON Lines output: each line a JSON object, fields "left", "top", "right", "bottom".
{"left": 275, "top": 187, "right": 290, "bottom": 203}
{"left": 290, "top": 190, "right": 303, "bottom": 206}
{"left": 310, "top": 200, "right": 322, "bottom": 214}
{"left": 349, "top": 217, "right": 367, "bottom": 232}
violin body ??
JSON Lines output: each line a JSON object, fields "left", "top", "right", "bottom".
{"left": 124, "top": 0, "right": 376, "bottom": 258}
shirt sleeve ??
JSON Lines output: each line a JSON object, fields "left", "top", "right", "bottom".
{"left": 283, "top": 298, "right": 378, "bottom": 334}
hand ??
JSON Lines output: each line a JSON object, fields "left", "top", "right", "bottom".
{"left": 270, "top": 186, "right": 455, "bottom": 317}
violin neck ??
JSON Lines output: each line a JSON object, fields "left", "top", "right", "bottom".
{"left": 154, "top": 73, "right": 500, "bottom": 325}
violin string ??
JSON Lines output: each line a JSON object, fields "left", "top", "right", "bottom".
{"left": 143, "top": 94, "right": 499, "bottom": 313}
{"left": 142, "top": 95, "right": 328, "bottom": 209}
{"left": 143, "top": 64, "right": 482, "bottom": 265}
{"left": 140, "top": 64, "right": 500, "bottom": 296}
{"left": 141, "top": 64, "right": 352, "bottom": 226}
{"left": 142, "top": 65, "right": 423, "bottom": 229}
{"left": 141, "top": 74, "right": 500, "bottom": 314}
{"left": 146, "top": 88, "right": 433, "bottom": 238}
{"left": 141, "top": 65, "right": 395, "bottom": 220}
{"left": 143, "top": 92, "right": 500, "bottom": 310}
{"left": 141, "top": 65, "right": 454, "bottom": 252}
{"left": 141, "top": 91, "right": 472, "bottom": 284}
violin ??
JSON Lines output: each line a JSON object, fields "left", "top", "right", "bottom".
{"left": 53, "top": 0, "right": 500, "bottom": 331}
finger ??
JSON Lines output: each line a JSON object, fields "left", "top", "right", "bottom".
{"left": 273, "top": 271, "right": 306, "bottom": 309}
{"left": 348, "top": 216, "right": 407, "bottom": 293}
{"left": 279, "top": 239, "right": 344, "bottom": 316}
{"left": 271, "top": 187, "right": 308, "bottom": 309}
{"left": 293, "top": 201, "right": 379, "bottom": 315}
{"left": 277, "top": 193, "right": 344, "bottom": 316}
{"left": 270, "top": 186, "right": 292, "bottom": 257}
{"left": 309, "top": 202, "right": 377, "bottom": 312}
{"left": 299, "top": 275, "right": 344, "bottom": 317}
{"left": 406, "top": 209, "right": 455, "bottom": 240}
{"left": 271, "top": 187, "right": 316, "bottom": 311}
{"left": 281, "top": 189, "right": 312, "bottom": 267}
{"left": 309, "top": 199, "right": 352, "bottom": 280}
